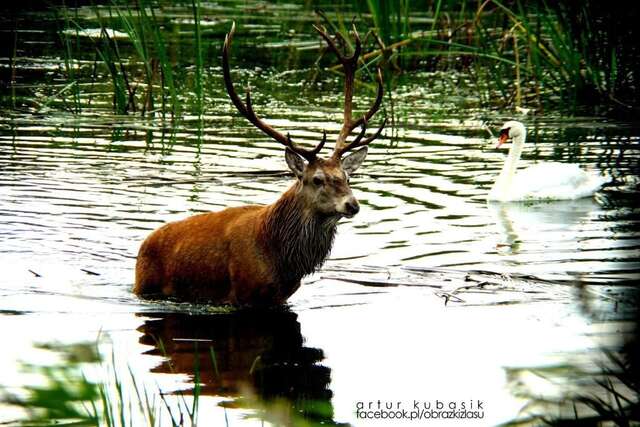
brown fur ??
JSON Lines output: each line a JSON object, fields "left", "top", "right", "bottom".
{"left": 134, "top": 164, "right": 347, "bottom": 306}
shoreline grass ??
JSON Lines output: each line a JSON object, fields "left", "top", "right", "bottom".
{"left": 6, "top": 1, "right": 636, "bottom": 120}
{"left": 351, "top": 0, "right": 638, "bottom": 116}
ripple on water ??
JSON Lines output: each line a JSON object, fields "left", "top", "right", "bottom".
{"left": 1, "top": 10, "right": 640, "bottom": 423}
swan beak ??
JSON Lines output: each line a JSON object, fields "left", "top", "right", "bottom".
{"left": 496, "top": 133, "right": 509, "bottom": 148}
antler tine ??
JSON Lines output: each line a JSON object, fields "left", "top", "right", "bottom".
{"left": 223, "top": 22, "right": 325, "bottom": 162}
{"left": 350, "top": 23, "right": 362, "bottom": 66}
{"left": 222, "top": 23, "right": 248, "bottom": 117}
{"left": 358, "top": 117, "right": 387, "bottom": 146}
{"left": 313, "top": 24, "right": 344, "bottom": 62}
{"left": 332, "top": 117, "right": 387, "bottom": 159}
{"left": 313, "top": 24, "right": 361, "bottom": 66}
{"left": 314, "top": 20, "right": 385, "bottom": 159}
{"left": 350, "top": 120, "right": 369, "bottom": 148}
{"left": 332, "top": 67, "right": 384, "bottom": 158}
{"left": 313, "top": 130, "right": 328, "bottom": 156}
{"left": 285, "top": 130, "right": 326, "bottom": 159}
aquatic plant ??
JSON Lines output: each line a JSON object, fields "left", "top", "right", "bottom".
{"left": 53, "top": 0, "right": 207, "bottom": 118}
{"left": 344, "top": 0, "right": 638, "bottom": 115}
{"left": 57, "top": 4, "right": 83, "bottom": 113}
{"left": 0, "top": 341, "right": 202, "bottom": 427}
{"left": 503, "top": 350, "right": 640, "bottom": 426}
{"left": 93, "top": 6, "right": 135, "bottom": 114}
{"left": 191, "top": 0, "right": 203, "bottom": 119}
{"left": 1, "top": 332, "right": 341, "bottom": 427}
{"left": 11, "top": 0, "right": 636, "bottom": 118}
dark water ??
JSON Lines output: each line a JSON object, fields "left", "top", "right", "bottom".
{"left": 1, "top": 2, "right": 639, "bottom": 425}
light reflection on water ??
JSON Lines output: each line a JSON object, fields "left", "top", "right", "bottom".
{"left": 2, "top": 107, "right": 638, "bottom": 424}
{"left": 2, "top": 113, "right": 637, "bottom": 283}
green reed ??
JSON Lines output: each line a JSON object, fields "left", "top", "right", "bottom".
{"left": 364, "top": 0, "right": 410, "bottom": 45}
{"left": 47, "top": 0, "right": 635, "bottom": 117}
{"left": 503, "top": 349, "right": 639, "bottom": 426}
{"left": 191, "top": 0, "right": 204, "bottom": 119}
{"left": 112, "top": 1, "right": 155, "bottom": 114}
{"left": 94, "top": 6, "right": 133, "bottom": 114}
{"left": 0, "top": 341, "right": 203, "bottom": 427}
{"left": 55, "top": 1, "right": 204, "bottom": 118}
{"left": 108, "top": 0, "right": 183, "bottom": 118}
{"left": 109, "top": 0, "right": 203, "bottom": 118}
{"left": 146, "top": 3, "right": 179, "bottom": 118}
{"left": 354, "top": 0, "right": 637, "bottom": 115}
{"left": 57, "top": 2, "right": 83, "bottom": 113}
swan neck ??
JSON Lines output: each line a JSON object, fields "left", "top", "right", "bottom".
{"left": 492, "top": 132, "right": 526, "bottom": 198}
{"left": 505, "top": 133, "right": 525, "bottom": 178}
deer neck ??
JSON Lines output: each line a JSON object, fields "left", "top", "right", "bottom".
{"left": 261, "top": 182, "right": 337, "bottom": 283}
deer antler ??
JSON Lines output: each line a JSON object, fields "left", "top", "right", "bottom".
{"left": 313, "top": 23, "right": 385, "bottom": 159}
{"left": 222, "top": 22, "right": 326, "bottom": 162}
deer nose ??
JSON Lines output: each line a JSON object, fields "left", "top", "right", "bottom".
{"left": 344, "top": 198, "right": 360, "bottom": 216}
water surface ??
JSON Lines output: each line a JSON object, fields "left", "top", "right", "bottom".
{"left": 1, "top": 2, "right": 639, "bottom": 425}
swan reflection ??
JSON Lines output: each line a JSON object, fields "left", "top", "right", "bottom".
{"left": 487, "top": 197, "right": 602, "bottom": 255}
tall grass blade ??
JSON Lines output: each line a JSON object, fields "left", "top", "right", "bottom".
{"left": 191, "top": 0, "right": 203, "bottom": 119}
{"left": 58, "top": 1, "right": 82, "bottom": 113}
{"left": 148, "top": 3, "right": 179, "bottom": 118}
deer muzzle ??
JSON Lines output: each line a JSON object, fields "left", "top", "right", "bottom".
{"left": 339, "top": 196, "right": 360, "bottom": 218}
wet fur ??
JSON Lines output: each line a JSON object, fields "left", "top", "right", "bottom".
{"left": 134, "top": 183, "right": 337, "bottom": 307}
{"left": 262, "top": 182, "right": 337, "bottom": 284}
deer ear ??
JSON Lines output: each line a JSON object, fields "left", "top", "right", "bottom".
{"left": 285, "top": 148, "right": 305, "bottom": 178}
{"left": 341, "top": 146, "right": 368, "bottom": 175}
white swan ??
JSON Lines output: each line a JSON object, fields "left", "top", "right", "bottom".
{"left": 487, "top": 121, "right": 607, "bottom": 202}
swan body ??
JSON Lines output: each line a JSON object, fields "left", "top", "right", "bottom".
{"left": 488, "top": 121, "right": 607, "bottom": 202}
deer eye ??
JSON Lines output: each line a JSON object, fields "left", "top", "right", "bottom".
{"left": 313, "top": 176, "right": 324, "bottom": 186}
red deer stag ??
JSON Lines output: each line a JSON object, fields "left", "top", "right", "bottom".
{"left": 133, "top": 22, "right": 385, "bottom": 306}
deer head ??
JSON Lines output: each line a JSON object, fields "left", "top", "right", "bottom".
{"left": 222, "top": 22, "right": 385, "bottom": 219}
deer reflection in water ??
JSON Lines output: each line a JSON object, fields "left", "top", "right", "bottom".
{"left": 137, "top": 309, "right": 337, "bottom": 424}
